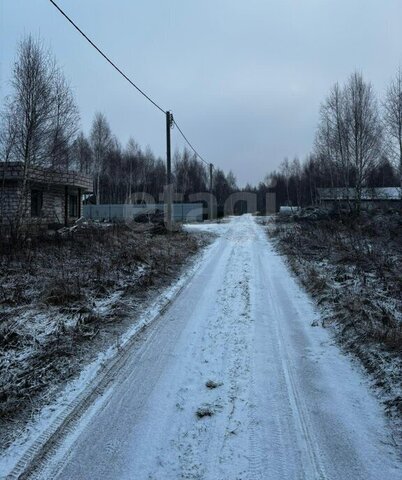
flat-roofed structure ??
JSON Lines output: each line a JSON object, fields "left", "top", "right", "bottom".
{"left": 317, "top": 187, "right": 401, "bottom": 210}
{"left": 0, "top": 162, "right": 93, "bottom": 228}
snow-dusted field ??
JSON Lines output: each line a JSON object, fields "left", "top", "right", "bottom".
{"left": 3, "top": 215, "right": 401, "bottom": 479}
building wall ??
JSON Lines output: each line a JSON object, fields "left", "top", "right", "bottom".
{"left": 0, "top": 181, "right": 82, "bottom": 227}
{"left": 321, "top": 199, "right": 400, "bottom": 210}
{"left": 41, "top": 185, "right": 65, "bottom": 224}
{"left": 34, "top": 185, "right": 82, "bottom": 225}
{"left": 0, "top": 183, "right": 23, "bottom": 222}
{"left": 0, "top": 162, "right": 93, "bottom": 191}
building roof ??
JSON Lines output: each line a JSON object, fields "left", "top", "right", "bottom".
{"left": 317, "top": 187, "right": 401, "bottom": 201}
{"left": 0, "top": 162, "right": 92, "bottom": 192}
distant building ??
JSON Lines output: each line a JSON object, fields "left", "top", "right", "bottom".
{"left": 0, "top": 162, "right": 92, "bottom": 229}
{"left": 317, "top": 187, "right": 401, "bottom": 210}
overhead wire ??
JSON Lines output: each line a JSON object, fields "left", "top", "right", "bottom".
{"left": 49, "top": 0, "right": 213, "bottom": 170}
{"left": 172, "top": 117, "right": 211, "bottom": 167}
{"left": 49, "top": 0, "right": 165, "bottom": 114}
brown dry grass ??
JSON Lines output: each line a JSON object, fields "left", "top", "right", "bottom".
{"left": 0, "top": 223, "right": 210, "bottom": 445}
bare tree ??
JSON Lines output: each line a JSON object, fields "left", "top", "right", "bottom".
{"left": 174, "top": 148, "right": 207, "bottom": 200}
{"left": 174, "top": 148, "right": 192, "bottom": 198}
{"left": 0, "top": 109, "right": 18, "bottom": 222}
{"left": 48, "top": 71, "right": 80, "bottom": 170}
{"left": 124, "top": 137, "right": 141, "bottom": 203}
{"left": 72, "top": 132, "right": 93, "bottom": 174}
{"left": 303, "top": 155, "right": 317, "bottom": 205}
{"left": 0, "top": 35, "right": 80, "bottom": 237}
{"left": 280, "top": 158, "right": 291, "bottom": 205}
{"left": 0, "top": 108, "right": 17, "bottom": 164}
{"left": 90, "top": 112, "right": 112, "bottom": 204}
{"left": 383, "top": 68, "right": 402, "bottom": 189}
{"left": 6, "top": 35, "right": 55, "bottom": 169}
{"left": 291, "top": 157, "right": 303, "bottom": 207}
{"left": 315, "top": 83, "right": 350, "bottom": 191}
{"left": 213, "top": 168, "right": 236, "bottom": 209}
{"left": 3, "top": 36, "right": 79, "bottom": 169}
{"left": 345, "top": 72, "right": 382, "bottom": 212}
{"left": 226, "top": 171, "right": 238, "bottom": 191}
{"left": 314, "top": 74, "right": 382, "bottom": 212}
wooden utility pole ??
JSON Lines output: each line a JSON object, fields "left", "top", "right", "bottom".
{"left": 209, "top": 163, "right": 213, "bottom": 220}
{"left": 166, "top": 111, "right": 173, "bottom": 230}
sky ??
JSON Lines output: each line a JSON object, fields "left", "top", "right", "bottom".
{"left": 1, "top": 0, "right": 402, "bottom": 186}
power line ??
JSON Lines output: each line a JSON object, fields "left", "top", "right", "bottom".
{"left": 49, "top": 0, "right": 212, "bottom": 169}
{"left": 172, "top": 117, "right": 210, "bottom": 167}
{"left": 49, "top": 0, "right": 165, "bottom": 114}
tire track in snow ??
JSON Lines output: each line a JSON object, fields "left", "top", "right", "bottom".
{"left": 253, "top": 225, "right": 328, "bottom": 480}
{"left": 248, "top": 228, "right": 297, "bottom": 480}
{"left": 174, "top": 232, "right": 254, "bottom": 480}
{"left": 213, "top": 244, "right": 253, "bottom": 479}
{"left": 19, "top": 216, "right": 401, "bottom": 480}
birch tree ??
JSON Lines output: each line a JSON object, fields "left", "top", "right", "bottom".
{"left": 48, "top": 71, "right": 80, "bottom": 170}
{"left": 0, "top": 35, "right": 79, "bottom": 237}
{"left": 90, "top": 112, "right": 112, "bottom": 204}
{"left": 72, "top": 132, "right": 93, "bottom": 174}
{"left": 383, "top": 68, "right": 402, "bottom": 190}
{"left": 315, "top": 83, "right": 350, "bottom": 190}
{"left": 124, "top": 137, "right": 141, "bottom": 203}
{"left": 345, "top": 72, "right": 382, "bottom": 212}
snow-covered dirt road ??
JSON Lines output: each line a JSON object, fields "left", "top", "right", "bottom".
{"left": 25, "top": 216, "right": 400, "bottom": 479}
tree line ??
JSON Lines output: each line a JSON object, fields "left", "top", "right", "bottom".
{"left": 264, "top": 71, "right": 402, "bottom": 212}
{"left": 3, "top": 35, "right": 400, "bottom": 217}
{"left": 75, "top": 115, "right": 238, "bottom": 205}
{"left": 0, "top": 35, "right": 239, "bottom": 210}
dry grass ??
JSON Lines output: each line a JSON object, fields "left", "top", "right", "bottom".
{"left": 0, "top": 222, "right": 210, "bottom": 445}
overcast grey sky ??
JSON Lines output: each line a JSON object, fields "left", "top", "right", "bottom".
{"left": 1, "top": 0, "right": 402, "bottom": 185}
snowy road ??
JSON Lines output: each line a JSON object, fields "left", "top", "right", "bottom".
{"left": 34, "top": 216, "right": 400, "bottom": 479}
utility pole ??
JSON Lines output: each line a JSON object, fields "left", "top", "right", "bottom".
{"left": 166, "top": 111, "right": 173, "bottom": 231}
{"left": 209, "top": 163, "right": 213, "bottom": 220}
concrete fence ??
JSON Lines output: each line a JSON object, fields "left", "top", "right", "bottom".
{"left": 83, "top": 203, "right": 204, "bottom": 223}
